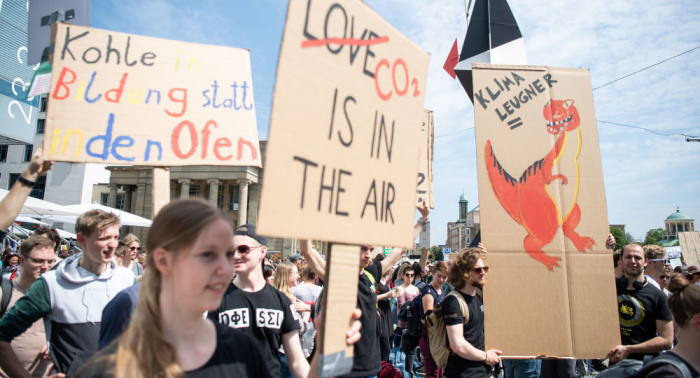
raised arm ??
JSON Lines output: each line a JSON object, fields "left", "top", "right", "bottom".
{"left": 0, "top": 146, "right": 52, "bottom": 230}
{"left": 299, "top": 240, "right": 326, "bottom": 282}
{"left": 380, "top": 204, "right": 430, "bottom": 276}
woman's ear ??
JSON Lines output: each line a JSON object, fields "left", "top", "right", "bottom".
{"left": 152, "top": 247, "right": 173, "bottom": 276}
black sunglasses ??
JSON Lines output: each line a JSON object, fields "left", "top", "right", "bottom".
{"left": 659, "top": 275, "right": 670, "bottom": 280}
{"left": 235, "top": 245, "right": 259, "bottom": 255}
{"left": 472, "top": 266, "right": 489, "bottom": 274}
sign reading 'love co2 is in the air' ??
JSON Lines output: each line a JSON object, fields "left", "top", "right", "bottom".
{"left": 258, "top": 0, "right": 430, "bottom": 249}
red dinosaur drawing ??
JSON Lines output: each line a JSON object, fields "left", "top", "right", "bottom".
{"left": 485, "top": 99, "right": 595, "bottom": 270}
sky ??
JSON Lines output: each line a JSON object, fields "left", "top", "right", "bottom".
{"left": 92, "top": 0, "right": 700, "bottom": 246}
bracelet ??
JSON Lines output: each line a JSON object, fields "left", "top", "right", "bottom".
{"left": 17, "top": 176, "right": 36, "bottom": 187}
{"left": 417, "top": 218, "right": 427, "bottom": 225}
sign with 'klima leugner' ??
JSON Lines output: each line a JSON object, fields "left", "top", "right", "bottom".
{"left": 257, "top": 0, "right": 430, "bottom": 249}
{"left": 43, "top": 23, "right": 261, "bottom": 167}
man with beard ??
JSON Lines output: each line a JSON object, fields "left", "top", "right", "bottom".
{"left": 443, "top": 248, "right": 501, "bottom": 378}
{"left": 598, "top": 244, "right": 674, "bottom": 378}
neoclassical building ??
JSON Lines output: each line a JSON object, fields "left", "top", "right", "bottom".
{"left": 103, "top": 142, "right": 324, "bottom": 259}
{"left": 660, "top": 207, "right": 695, "bottom": 246}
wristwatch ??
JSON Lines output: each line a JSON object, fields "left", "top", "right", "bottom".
{"left": 17, "top": 176, "right": 36, "bottom": 187}
{"left": 417, "top": 218, "right": 427, "bottom": 226}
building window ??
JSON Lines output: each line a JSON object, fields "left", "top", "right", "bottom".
{"left": 229, "top": 184, "right": 240, "bottom": 210}
{"left": 189, "top": 184, "right": 200, "bottom": 198}
{"left": 40, "top": 97, "right": 47, "bottom": 112}
{"left": 0, "top": 145, "right": 7, "bottom": 162}
{"left": 23, "top": 145, "right": 33, "bottom": 162}
{"left": 36, "top": 119, "right": 45, "bottom": 134}
{"left": 100, "top": 193, "right": 109, "bottom": 205}
{"left": 116, "top": 194, "right": 125, "bottom": 210}
{"left": 466, "top": 228, "right": 471, "bottom": 235}
{"left": 465, "top": 236, "right": 471, "bottom": 245}
{"left": 30, "top": 176, "right": 46, "bottom": 199}
{"left": 9, "top": 174, "right": 20, "bottom": 189}
{"left": 217, "top": 184, "right": 224, "bottom": 209}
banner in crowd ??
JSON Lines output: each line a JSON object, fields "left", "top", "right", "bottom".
{"left": 473, "top": 63, "right": 619, "bottom": 358}
{"left": 43, "top": 23, "right": 261, "bottom": 167}
{"left": 416, "top": 109, "right": 434, "bottom": 208}
{"left": 257, "top": 0, "right": 430, "bottom": 249}
{"left": 679, "top": 231, "right": 700, "bottom": 266}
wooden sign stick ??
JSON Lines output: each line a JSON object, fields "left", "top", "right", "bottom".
{"left": 318, "top": 244, "right": 360, "bottom": 377}
{"left": 152, "top": 167, "right": 170, "bottom": 217}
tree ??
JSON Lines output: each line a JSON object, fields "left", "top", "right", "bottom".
{"left": 625, "top": 232, "right": 636, "bottom": 243}
{"left": 643, "top": 228, "right": 664, "bottom": 246}
{"left": 429, "top": 246, "right": 444, "bottom": 262}
{"left": 610, "top": 227, "right": 629, "bottom": 251}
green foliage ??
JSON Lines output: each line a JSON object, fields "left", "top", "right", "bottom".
{"left": 643, "top": 228, "right": 664, "bottom": 246}
{"left": 610, "top": 227, "right": 629, "bottom": 251}
{"left": 429, "top": 246, "right": 444, "bottom": 262}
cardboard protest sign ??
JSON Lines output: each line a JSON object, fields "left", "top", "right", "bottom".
{"left": 473, "top": 64, "right": 619, "bottom": 358}
{"left": 416, "top": 109, "right": 434, "bottom": 208}
{"left": 43, "top": 23, "right": 261, "bottom": 167}
{"left": 257, "top": 0, "right": 429, "bottom": 249}
{"left": 679, "top": 231, "right": 700, "bottom": 266}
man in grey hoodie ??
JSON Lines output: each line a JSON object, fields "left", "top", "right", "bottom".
{"left": 0, "top": 210, "right": 135, "bottom": 377}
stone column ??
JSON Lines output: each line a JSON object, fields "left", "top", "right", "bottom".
{"left": 178, "top": 179, "right": 191, "bottom": 199}
{"left": 237, "top": 179, "right": 251, "bottom": 225}
{"left": 123, "top": 187, "right": 133, "bottom": 213}
{"left": 207, "top": 179, "right": 220, "bottom": 207}
{"left": 107, "top": 184, "right": 118, "bottom": 208}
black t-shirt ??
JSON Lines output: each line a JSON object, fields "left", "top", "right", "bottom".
{"left": 442, "top": 290, "right": 489, "bottom": 378}
{"left": 341, "top": 261, "right": 382, "bottom": 377}
{"left": 75, "top": 322, "right": 266, "bottom": 377}
{"left": 616, "top": 278, "right": 673, "bottom": 360}
{"left": 207, "top": 282, "right": 300, "bottom": 378}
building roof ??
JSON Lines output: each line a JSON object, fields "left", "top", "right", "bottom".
{"left": 459, "top": 193, "right": 467, "bottom": 202}
{"left": 666, "top": 207, "right": 694, "bottom": 221}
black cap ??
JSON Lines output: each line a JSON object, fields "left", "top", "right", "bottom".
{"left": 234, "top": 224, "right": 267, "bottom": 246}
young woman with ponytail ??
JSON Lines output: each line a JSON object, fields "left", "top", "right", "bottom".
{"left": 632, "top": 273, "right": 700, "bottom": 377}
{"left": 76, "top": 199, "right": 361, "bottom": 378}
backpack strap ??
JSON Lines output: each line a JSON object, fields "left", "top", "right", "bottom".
{"left": 363, "top": 269, "right": 376, "bottom": 285}
{"left": 0, "top": 279, "right": 12, "bottom": 317}
{"left": 640, "top": 353, "right": 693, "bottom": 378}
{"left": 446, "top": 290, "right": 470, "bottom": 325}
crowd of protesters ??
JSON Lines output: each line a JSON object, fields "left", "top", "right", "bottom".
{"left": 0, "top": 149, "right": 698, "bottom": 378}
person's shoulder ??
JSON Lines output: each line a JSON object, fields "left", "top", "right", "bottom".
{"left": 367, "top": 261, "right": 383, "bottom": 276}
{"left": 266, "top": 284, "right": 293, "bottom": 304}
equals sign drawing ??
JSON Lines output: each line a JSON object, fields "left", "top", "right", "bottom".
{"left": 507, "top": 117, "right": 523, "bottom": 129}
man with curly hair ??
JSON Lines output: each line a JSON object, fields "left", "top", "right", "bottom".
{"left": 642, "top": 244, "right": 668, "bottom": 290}
{"left": 443, "top": 247, "right": 502, "bottom": 378}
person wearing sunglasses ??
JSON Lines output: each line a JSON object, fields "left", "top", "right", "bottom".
{"left": 207, "top": 224, "right": 310, "bottom": 378}
{"left": 642, "top": 244, "right": 669, "bottom": 291}
{"left": 444, "top": 247, "right": 502, "bottom": 378}
{"left": 120, "top": 234, "right": 144, "bottom": 278}
{"left": 0, "top": 236, "right": 55, "bottom": 377}
{"left": 657, "top": 266, "right": 673, "bottom": 297}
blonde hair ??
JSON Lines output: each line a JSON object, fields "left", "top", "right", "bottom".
{"left": 273, "top": 262, "right": 296, "bottom": 299}
{"left": 114, "top": 244, "right": 128, "bottom": 259}
{"left": 121, "top": 233, "right": 140, "bottom": 248}
{"left": 75, "top": 209, "right": 120, "bottom": 237}
{"left": 107, "top": 199, "right": 226, "bottom": 378}
{"left": 643, "top": 244, "right": 666, "bottom": 260}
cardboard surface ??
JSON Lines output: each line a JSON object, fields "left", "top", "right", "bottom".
{"left": 319, "top": 244, "right": 360, "bottom": 377}
{"left": 43, "top": 23, "right": 261, "bottom": 167}
{"left": 679, "top": 231, "right": 700, "bottom": 266}
{"left": 473, "top": 64, "right": 620, "bottom": 358}
{"left": 257, "top": 0, "right": 429, "bottom": 249}
{"left": 416, "top": 109, "right": 434, "bottom": 208}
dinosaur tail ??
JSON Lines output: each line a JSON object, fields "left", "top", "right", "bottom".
{"left": 485, "top": 140, "right": 522, "bottom": 225}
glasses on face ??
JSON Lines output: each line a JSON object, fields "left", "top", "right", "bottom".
{"left": 27, "top": 256, "right": 56, "bottom": 266}
{"left": 649, "top": 259, "right": 669, "bottom": 265}
{"left": 659, "top": 275, "right": 670, "bottom": 280}
{"left": 235, "top": 245, "right": 260, "bottom": 255}
{"left": 472, "top": 266, "right": 489, "bottom": 274}
{"left": 129, "top": 246, "right": 141, "bottom": 251}
{"left": 405, "top": 273, "right": 414, "bottom": 277}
